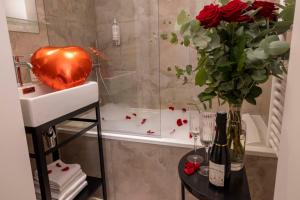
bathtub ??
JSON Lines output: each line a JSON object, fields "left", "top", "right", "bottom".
{"left": 58, "top": 103, "right": 276, "bottom": 158}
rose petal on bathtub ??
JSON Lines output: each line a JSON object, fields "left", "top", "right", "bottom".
{"left": 177, "top": 119, "right": 183, "bottom": 126}
{"left": 189, "top": 132, "right": 193, "bottom": 139}
{"left": 47, "top": 170, "right": 52, "bottom": 174}
{"left": 168, "top": 106, "right": 175, "bottom": 111}
{"left": 56, "top": 162, "right": 62, "bottom": 168}
{"left": 183, "top": 119, "right": 188, "bottom": 124}
{"left": 147, "top": 130, "right": 155, "bottom": 135}
{"left": 182, "top": 108, "right": 187, "bottom": 112}
{"left": 132, "top": 113, "right": 137, "bottom": 116}
{"left": 170, "top": 129, "right": 176, "bottom": 134}
{"left": 125, "top": 115, "right": 131, "bottom": 120}
{"left": 141, "top": 118, "right": 147, "bottom": 125}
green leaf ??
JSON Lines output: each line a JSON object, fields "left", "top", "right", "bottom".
{"left": 175, "top": 66, "right": 184, "bottom": 78}
{"left": 198, "top": 92, "right": 216, "bottom": 102}
{"left": 190, "top": 20, "right": 201, "bottom": 33}
{"left": 207, "top": 29, "right": 221, "bottom": 51}
{"left": 219, "top": 81, "right": 234, "bottom": 92}
{"left": 246, "top": 97, "right": 256, "bottom": 105}
{"left": 259, "top": 35, "right": 280, "bottom": 53}
{"left": 251, "top": 69, "right": 268, "bottom": 82}
{"left": 183, "top": 35, "right": 190, "bottom": 47}
{"left": 237, "top": 52, "right": 246, "bottom": 72}
{"left": 219, "top": 0, "right": 230, "bottom": 5}
{"left": 160, "top": 33, "right": 168, "bottom": 40}
{"left": 236, "top": 26, "right": 244, "bottom": 36}
{"left": 279, "top": 3, "right": 295, "bottom": 22}
{"left": 195, "top": 67, "right": 207, "bottom": 86}
{"left": 273, "top": 21, "right": 293, "bottom": 35}
{"left": 170, "top": 32, "right": 178, "bottom": 44}
{"left": 233, "top": 34, "right": 246, "bottom": 62}
{"left": 192, "top": 31, "right": 211, "bottom": 49}
{"left": 217, "top": 61, "right": 234, "bottom": 71}
{"left": 244, "top": 8, "right": 261, "bottom": 18}
{"left": 252, "top": 48, "right": 269, "bottom": 60}
{"left": 268, "top": 41, "right": 290, "bottom": 56}
{"left": 177, "top": 10, "right": 190, "bottom": 25}
{"left": 247, "top": 86, "right": 262, "bottom": 98}
{"left": 180, "top": 22, "right": 190, "bottom": 35}
{"left": 186, "top": 65, "right": 192, "bottom": 75}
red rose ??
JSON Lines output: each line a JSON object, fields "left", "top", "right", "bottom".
{"left": 221, "top": 0, "right": 251, "bottom": 22}
{"left": 252, "top": 1, "right": 278, "bottom": 20}
{"left": 196, "top": 4, "right": 222, "bottom": 28}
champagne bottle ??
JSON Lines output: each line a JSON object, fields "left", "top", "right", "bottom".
{"left": 209, "top": 112, "right": 231, "bottom": 188}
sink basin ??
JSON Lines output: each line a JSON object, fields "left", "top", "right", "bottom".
{"left": 18, "top": 81, "right": 98, "bottom": 127}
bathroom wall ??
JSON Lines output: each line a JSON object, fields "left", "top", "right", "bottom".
{"left": 94, "top": 0, "right": 160, "bottom": 109}
{"left": 8, "top": 0, "right": 49, "bottom": 83}
{"left": 58, "top": 133, "right": 277, "bottom": 200}
{"left": 43, "top": 0, "right": 97, "bottom": 49}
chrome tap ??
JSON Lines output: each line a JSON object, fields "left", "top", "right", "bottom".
{"left": 13, "top": 56, "right": 32, "bottom": 87}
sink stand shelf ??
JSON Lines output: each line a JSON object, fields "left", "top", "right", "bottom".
{"left": 25, "top": 102, "right": 107, "bottom": 200}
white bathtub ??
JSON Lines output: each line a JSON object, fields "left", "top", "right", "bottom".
{"left": 58, "top": 104, "right": 276, "bottom": 158}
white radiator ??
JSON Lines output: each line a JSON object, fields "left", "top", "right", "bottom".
{"left": 267, "top": 75, "right": 287, "bottom": 156}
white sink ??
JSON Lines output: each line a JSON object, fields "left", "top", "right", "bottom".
{"left": 18, "top": 81, "right": 98, "bottom": 127}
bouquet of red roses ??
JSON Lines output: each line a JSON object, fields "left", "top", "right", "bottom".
{"left": 161, "top": 0, "right": 295, "bottom": 107}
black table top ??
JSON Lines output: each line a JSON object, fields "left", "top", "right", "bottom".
{"left": 178, "top": 149, "right": 251, "bottom": 200}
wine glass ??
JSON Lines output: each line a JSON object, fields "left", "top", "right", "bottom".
{"left": 186, "top": 106, "right": 204, "bottom": 164}
{"left": 199, "top": 112, "right": 216, "bottom": 176}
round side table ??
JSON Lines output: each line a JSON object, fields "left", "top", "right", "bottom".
{"left": 178, "top": 149, "right": 251, "bottom": 200}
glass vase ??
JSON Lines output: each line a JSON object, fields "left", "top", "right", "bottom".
{"left": 227, "top": 104, "right": 246, "bottom": 171}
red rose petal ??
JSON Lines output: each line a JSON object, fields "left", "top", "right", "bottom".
{"left": 62, "top": 166, "right": 69, "bottom": 172}
{"left": 182, "top": 108, "right": 187, "bottom": 112}
{"left": 132, "top": 113, "right": 137, "bottom": 116}
{"left": 183, "top": 162, "right": 200, "bottom": 175}
{"left": 56, "top": 163, "right": 62, "bottom": 167}
{"left": 168, "top": 106, "right": 175, "bottom": 111}
{"left": 183, "top": 119, "right": 188, "bottom": 124}
{"left": 141, "top": 118, "right": 147, "bottom": 125}
{"left": 146, "top": 130, "right": 155, "bottom": 135}
{"left": 125, "top": 115, "right": 131, "bottom": 120}
{"left": 47, "top": 170, "right": 52, "bottom": 174}
{"left": 177, "top": 119, "right": 183, "bottom": 126}
{"left": 170, "top": 129, "right": 176, "bottom": 134}
{"left": 189, "top": 132, "right": 193, "bottom": 139}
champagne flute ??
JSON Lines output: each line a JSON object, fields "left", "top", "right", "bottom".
{"left": 187, "top": 106, "right": 204, "bottom": 164}
{"left": 199, "top": 112, "right": 216, "bottom": 176}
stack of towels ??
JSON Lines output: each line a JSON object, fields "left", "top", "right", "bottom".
{"left": 34, "top": 160, "right": 87, "bottom": 200}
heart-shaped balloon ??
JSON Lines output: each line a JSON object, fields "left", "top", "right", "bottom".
{"left": 31, "top": 46, "right": 92, "bottom": 90}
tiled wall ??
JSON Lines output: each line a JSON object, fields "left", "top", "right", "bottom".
{"left": 94, "top": 0, "right": 160, "bottom": 109}
{"left": 58, "top": 133, "right": 277, "bottom": 200}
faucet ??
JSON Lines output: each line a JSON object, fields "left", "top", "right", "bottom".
{"left": 13, "top": 56, "right": 33, "bottom": 87}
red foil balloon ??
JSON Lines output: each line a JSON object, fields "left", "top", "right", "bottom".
{"left": 31, "top": 46, "right": 92, "bottom": 90}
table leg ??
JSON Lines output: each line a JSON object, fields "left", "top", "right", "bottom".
{"left": 32, "top": 128, "right": 51, "bottom": 200}
{"left": 181, "top": 182, "right": 185, "bottom": 200}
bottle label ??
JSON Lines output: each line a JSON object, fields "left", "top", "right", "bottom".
{"left": 209, "top": 161, "right": 225, "bottom": 187}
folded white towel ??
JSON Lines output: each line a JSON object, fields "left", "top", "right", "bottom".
{"left": 34, "top": 169, "right": 84, "bottom": 192}
{"left": 36, "top": 172, "right": 87, "bottom": 200}
{"left": 34, "top": 160, "right": 81, "bottom": 189}
{"left": 64, "top": 181, "right": 88, "bottom": 200}
{"left": 36, "top": 181, "right": 88, "bottom": 200}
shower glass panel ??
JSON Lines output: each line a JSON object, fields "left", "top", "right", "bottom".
{"left": 44, "top": 0, "right": 161, "bottom": 136}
